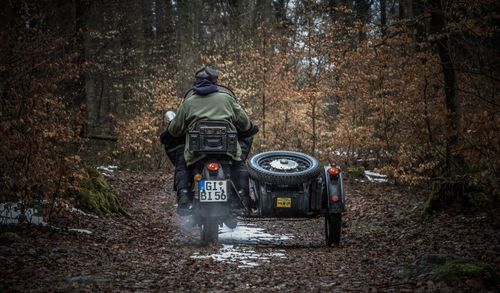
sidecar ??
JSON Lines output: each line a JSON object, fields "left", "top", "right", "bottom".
{"left": 246, "top": 151, "right": 345, "bottom": 246}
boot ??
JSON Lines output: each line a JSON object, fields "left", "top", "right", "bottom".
{"left": 176, "top": 188, "right": 192, "bottom": 216}
{"left": 231, "top": 161, "right": 254, "bottom": 213}
{"left": 238, "top": 190, "right": 252, "bottom": 210}
{"left": 173, "top": 148, "right": 193, "bottom": 216}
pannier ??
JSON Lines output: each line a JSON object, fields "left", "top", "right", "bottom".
{"left": 188, "top": 120, "right": 237, "bottom": 155}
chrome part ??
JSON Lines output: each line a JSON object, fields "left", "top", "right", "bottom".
{"left": 165, "top": 111, "right": 176, "bottom": 123}
{"left": 269, "top": 158, "right": 299, "bottom": 171}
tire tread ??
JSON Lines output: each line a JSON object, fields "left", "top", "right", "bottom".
{"left": 247, "top": 151, "right": 321, "bottom": 185}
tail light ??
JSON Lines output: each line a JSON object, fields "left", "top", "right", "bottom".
{"left": 328, "top": 162, "right": 340, "bottom": 177}
{"left": 331, "top": 195, "right": 340, "bottom": 203}
{"left": 207, "top": 162, "right": 220, "bottom": 172}
{"left": 328, "top": 167, "right": 340, "bottom": 176}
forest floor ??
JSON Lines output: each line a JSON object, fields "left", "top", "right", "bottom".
{"left": 1, "top": 170, "right": 499, "bottom": 292}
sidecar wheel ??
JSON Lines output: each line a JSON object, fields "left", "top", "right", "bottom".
{"left": 247, "top": 151, "right": 321, "bottom": 185}
{"left": 325, "top": 213, "right": 341, "bottom": 246}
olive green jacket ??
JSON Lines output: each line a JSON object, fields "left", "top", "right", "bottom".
{"left": 168, "top": 91, "right": 251, "bottom": 165}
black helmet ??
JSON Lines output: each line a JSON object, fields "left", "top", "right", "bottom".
{"left": 195, "top": 66, "right": 218, "bottom": 83}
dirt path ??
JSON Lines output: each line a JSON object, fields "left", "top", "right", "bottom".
{"left": 1, "top": 170, "right": 499, "bottom": 292}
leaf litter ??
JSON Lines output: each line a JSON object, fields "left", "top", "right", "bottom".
{"left": 1, "top": 170, "right": 498, "bottom": 292}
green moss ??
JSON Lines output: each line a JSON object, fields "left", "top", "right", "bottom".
{"left": 424, "top": 178, "right": 496, "bottom": 214}
{"left": 432, "top": 259, "right": 499, "bottom": 285}
{"left": 424, "top": 180, "right": 451, "bottom": 214}
{"left": 403, "top": 254, "right": 499, "bottom": 287}
{"left": 0, "top": 231, "right": 23, "bottom": 242}
{"left": 468, "top": 191, "right": 492, "bottom": 210}
{"left": 347, "top": 166, "right": 365, "bottom": 179}
{"left": 79, "top": 169, "right": 129, "bottom": 217}
{"left": 356, "top": 223, "right": 383, "bottom": 234}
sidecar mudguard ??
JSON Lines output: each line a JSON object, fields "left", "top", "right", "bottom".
{"left": 323, "top": 167, "right": 345, "bottom": 213}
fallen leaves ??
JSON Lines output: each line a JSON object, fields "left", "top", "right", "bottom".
{"left": 1, "top": 171, "right": 498, "bottom": 292}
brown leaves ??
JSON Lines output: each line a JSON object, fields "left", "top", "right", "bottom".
{"left": 114, "top": 82, "right": 178, "bottom": 168}
{"left": 2, "top": 170, "right": 498, "bottom": 291}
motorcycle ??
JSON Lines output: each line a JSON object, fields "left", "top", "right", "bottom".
{"left": 164, "top": 111, "right": 345, "bottom": 246}
{"left": 165, "top": 111, "right": 252, "bottom": 244}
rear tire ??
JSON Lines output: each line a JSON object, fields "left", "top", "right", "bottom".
{"left": 201, "top": 218, "right": 219, "bottom": 245}
{"left": 325, "top": 213, "right": 341, "bottom": 246}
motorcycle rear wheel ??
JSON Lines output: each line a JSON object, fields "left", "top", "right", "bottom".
{"left": 200, "top": 218, "right": 219, "bottom": 245}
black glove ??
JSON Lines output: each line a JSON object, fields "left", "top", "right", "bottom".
{"left": 160, "top": 130, "right": 185, "bottom": 147}
{"left": 238, "top": 122, "right": 259, "bottom": 139}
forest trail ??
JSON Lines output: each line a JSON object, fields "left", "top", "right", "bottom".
{"left": 1, "top": 170, "right": 499, "bottom": 292}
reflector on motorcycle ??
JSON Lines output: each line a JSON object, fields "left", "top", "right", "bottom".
{"left": 207, "top": 162, "right": 220, "bottom": 172}
{"left": 331, "top": 195, "right": 340, "bottom": 202}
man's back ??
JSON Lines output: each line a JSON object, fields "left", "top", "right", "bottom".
{"left": 168, "top": 90, "right": 250, "bottom": 166}
{"left": 169, "top": 91, "right": 249, "bottom": 136}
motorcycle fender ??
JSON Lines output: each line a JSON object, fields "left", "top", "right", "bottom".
{"left": 198, "top": 202, "right": 230, "bottom": 218}
{"left": 323, "top": 166, "right": 345, "bottom": 213}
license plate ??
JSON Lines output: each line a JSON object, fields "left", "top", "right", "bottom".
{"left": 199, "top": 180, "right": 228, "bottom": 202}
{"left": 276, "top": 197, "right": 292, "bottom": 208}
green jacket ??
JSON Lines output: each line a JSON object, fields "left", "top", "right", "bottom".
{"left": 168, "top": 91, "right": 251, "bottom": 165}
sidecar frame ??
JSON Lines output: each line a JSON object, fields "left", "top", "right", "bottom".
{"left": 244, "top": 150, "right": 345, "bottom": 246}
{"left": 249, "top": 166, "right": 345, "bottom": 218}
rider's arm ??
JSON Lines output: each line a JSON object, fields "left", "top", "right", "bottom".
{"left": 229, "top": 96, "right": 251, "bottom": 132}
{"left": 167, "top": 103, "right": 188, "bottom": 137}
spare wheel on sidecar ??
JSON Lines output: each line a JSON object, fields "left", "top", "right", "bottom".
{"left": 247, "top": 150, "right": 321, "bottom": 185}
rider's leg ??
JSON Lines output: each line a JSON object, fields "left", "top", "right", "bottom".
{"left": 234, "top": 137, "right": 255, "bottom": 209}
{"left": 165, "top": 145, "right": 183, "bottom": 167}
{"left": 239, "top": 136, "right": 253, "bottom": 161}
{"left": 160, "top": 131, "right": 185, "bottom": 166}
{"left": 231, "top": 160, "right": 252, "bottom": 209}
{"left": 174, "top": 146, "right": 193, "bottom": 213}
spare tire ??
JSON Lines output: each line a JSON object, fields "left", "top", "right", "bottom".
{"left": 247, "top": 151, "right": 321, "bottom": 185}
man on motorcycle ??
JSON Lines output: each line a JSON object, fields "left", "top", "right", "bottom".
{"left": 160, "top": 67, "right": 257, "bottom": 214}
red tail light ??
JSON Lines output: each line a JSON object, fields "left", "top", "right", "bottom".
{"left": 331, "top": 195, "right": 340, "bottom": 203}
{"left": 207, "top": 163, "right": 220, "bottom": 172}
{"left": 328, "top": 167, "right": 340, "bottom": 176}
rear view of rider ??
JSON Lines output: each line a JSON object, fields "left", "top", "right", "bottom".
{"left": 160, "top": 67, "right": 257, "bottom": 214}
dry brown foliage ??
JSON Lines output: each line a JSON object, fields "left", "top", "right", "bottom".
{"left": 0, "top": 5, "right": 85, "bottom": 220}
{"left": 189, "top": 1, "right": 499, "bottom": 192}
{"left": 1, "top": 0, "right": 498, "bottom": 212}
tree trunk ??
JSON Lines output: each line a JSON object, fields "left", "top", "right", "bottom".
{"left": 428, "top": 0, "right": 462, "bottom": 176}
{"left": 380, "top": 0, "right": 387, "bottom": 35}
{"left": 399, "top": 0, "right": 413, "bottom": 19}
{"left": 175, "top": 0, "right": 201, "bottom": 94}
{"left": 354, "top": 0, "right": 371, "bottom": 41}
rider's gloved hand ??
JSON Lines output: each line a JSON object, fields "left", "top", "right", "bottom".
{"left": 160, "top": 130, "right": 185, "bottom": 147}
{"left": 238, "top": 122, "right": 259, "bottom": 139}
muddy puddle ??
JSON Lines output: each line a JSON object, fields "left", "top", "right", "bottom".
{"left": 191, "top": 223, "right": 293, "bottom": 268}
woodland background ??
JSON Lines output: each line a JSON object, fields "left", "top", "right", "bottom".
{"left": 0, "top": 0, "right": 499, "bottom": 219}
